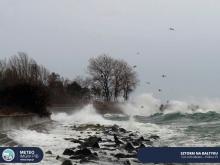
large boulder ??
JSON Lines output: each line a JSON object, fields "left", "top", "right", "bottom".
{"left": 45, "top": 150, "right": 52, "bottom": 154}
{"left": 124, "top": 142, "right": 135, "bottom": 152}
{"left": 111, "top": 125, "right": 119, "bottom": 132}
{"left": 119, "top": 127, "right": 127, "bottom": 133}
{"left": 114, "top": 153, "right": 136, "bottom": 159}
{"left": 75, "top": 148, "right": 92, "bottom": 156}
{"left": 114, "top": 134, "right": 124, "bottom": 145}
{"left": 92, "top": 141, "right": 100, "bottom": 148}
{"left": 63, "top": 149, "right": 75, "bottom": 156}
{"left": 61, "top": 160, "right": 73, "bottom": 165}
{"left": 80, "top": 136, "right": 102, "bottom": 148}
{"left": 69, "top": 148, "right": 98, "bottom": 162}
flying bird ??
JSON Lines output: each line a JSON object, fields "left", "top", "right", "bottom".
{"left": 169, "top": 27, "right": 175, "bottom": 31}
{"left": 146, "top": 82, "right": 151, "bottom": 85}
{"left": 136, "top": 52, "right": 140, "bottom": 55}
{"left": 133, "top": 65, "right": 137, "bottom": 68}
{"left": 158, "top": 89, "right": 162, "bottom": 92}
{"left": 162, "top": 74, "right": 167, "bottom": 78}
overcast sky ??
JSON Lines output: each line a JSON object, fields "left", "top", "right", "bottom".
{"left": 0, "top": 0, "right": 220, "bottom": 100}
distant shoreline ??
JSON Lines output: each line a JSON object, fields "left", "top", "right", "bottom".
{"left": 0, "top": 101, "right": 125, "bottom": 117}
{"left": 0, "top": 113, "right": 35, "bottom": 117}
{"left": 0, "top": 106, "right": 49, "bottom": 117}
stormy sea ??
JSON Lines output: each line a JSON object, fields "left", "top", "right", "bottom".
{"left": 1, "top": 94, "right": 220, "bottom": 165}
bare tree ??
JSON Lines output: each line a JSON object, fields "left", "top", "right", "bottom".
{"left": 1, "top": 52, "right": 50, "bottom": 86}
{"left": 121, "top": 64, "right": 138, "bottom": 100}
{"left": 88, "top": 55, "right": 138, "bottom": 101}
{"left": 38, "top": 65, "right": 50, "bottom": 85}
{"left": 7, "top": 52, "right": 36, "bottom": 83}
{"left": 0, "top": 59, "right": 7, "bottom": 81}
{"left": 74, "top": 76, "right": 92, "bottom": 88}
{"left": 112, "top": 59, "right": 125, "bottom": 101}
{"left": 88, "top": 54, "right": 114, "bottom": 101}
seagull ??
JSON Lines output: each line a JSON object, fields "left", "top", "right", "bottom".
{"left": 133, "top": 65, "right": 137, "bottom": 68}
{"left": 158, "top": 89, "right": 162, "bottom": 92}
{"left": 146, "top": 82, "right": 151, "bottom": 85}
{"left": 162, "top": 74, "right": 167, "bottom": 78}
{"left": 136, "top": 52, "right": 140, "bottom": 55}
{"left": 169, "top": 27, "right": 175, "bottom": 31}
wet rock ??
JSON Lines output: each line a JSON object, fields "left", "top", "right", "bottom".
{"left": 56, "top": 155, "right": 60, "bottom": 160}
{"left": 64, "top": 138, "right": 73, "bottom": 141}
{"left": 90, "top": 153, "right": 99, "bottom": 161}
{"left": 45, "top": 150, "right": 52, "bottom": 154}
{"left": 149, "top": 135, "right": 160, "bottom": 140}
{"left": 119, "top": 128, "right": 127, "bottom": 133}
{"left": 80, "top": 136, "right": 102, "bottom": 148}
{"left": 102, "top": 138, "right": 113, "bottom": 143}
{"left": 79, "top": 157, "right": 89, "bottom": 163}
{"left": 99, "top": 151, "right": 107, "bottom": 155}
{"left": 69, "top": 155, "right": 85, "bottom": 160}
{"left": 121, "top": 137, "right": 132, "bottom": 142}
{"left": 114, "top": 134, "right": 123, "bottom": 145}
{"left": 70, "top": 139, "right": 83, "bottom": 144}
{"left": 70, "top": 148, "right": 98, "bottom": 162}
{"left": 101, "top": 148, "right": 116, "bottom": 151}
{"left": 132, "top": 141, "right": 139, "bottom": 146}
{"left": 139, "top": 136, "right": 145, "bottom": 141}
{"left": 63, "top": 149, "right": 75, "bottom": 156}
{"left": 93, "top": 152, "right": 98, "bottom": 157}
{"left": 76, "top": 124, "right": 104, "bottom": 131}
{"left": 88, "top": 136, "right": 102, "bottom": 143}
{"left": 92, "top": 141, "right": 100, "bottom": 148}
{"left": 124, "top": 160, "right": 131, "bottom": 165}
{"left": 132, "top": 136, "right": 147, "bottom": 146}
{"left": 138, "top": 143, "right": 146, "bottom": 149}
{"left": 111, "top": 125, "right": 119, "bottom": 132}
{"left": 75, "top": 148, "right": 92, "bottom": 156}
{"left": 102, "top": 143, "right": 116, "bottom": 148}
{"left": 61, "top": 160, "right": 73, "bottom": 165}
{"left": 124, "top": 142, "right": 135, "bottom": 152}
{"left": 79, "top": 154, "right": 98, "bottom": 163}
{"left": 129, "top": 133, "right": 135, "bottom": 137}
{"left": 114, "top": 153, "right": 136, "bottom": 159}
{"left": 132, "top": 159, "right": 141, "bottom": 163}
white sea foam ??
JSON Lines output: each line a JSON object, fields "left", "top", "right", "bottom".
{"left": 4, "top": 93, "right": 220, "bottom": 165}
{"left": 51, "top": 104, "right": 112, "bottom": 125}
{"left": 120, "top": 93, "right": 220, "bottom": 116}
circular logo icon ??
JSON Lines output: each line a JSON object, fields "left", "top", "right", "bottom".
{"left": 2, "top": 149, "right": 15, "bottom": 162}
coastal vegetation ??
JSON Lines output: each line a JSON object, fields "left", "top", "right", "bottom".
{"left": 0, "top": 53, "right": 138, "bottom": 116}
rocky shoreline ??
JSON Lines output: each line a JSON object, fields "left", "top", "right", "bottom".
{"left": 46, "top": 124, "right": 160, "bottom": 165}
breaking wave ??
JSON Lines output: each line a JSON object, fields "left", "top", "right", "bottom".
{"left": 121, "top": 93, "right": 220, "bottom": 116}
{"left": 48, "top": 93, "right": 220, "bottom": 129}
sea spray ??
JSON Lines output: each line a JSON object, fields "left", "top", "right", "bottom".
{"left": 120, "top": 93, "right": 220, "bottom": 116}
{"left": 4, "top": 93, "right": 220, "bottom": 165}
{"left": 51, "top": 104, "right": 112, "bottom": 125}
{"left": 120, "top": 93, "right": 161, "bottom": 116}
